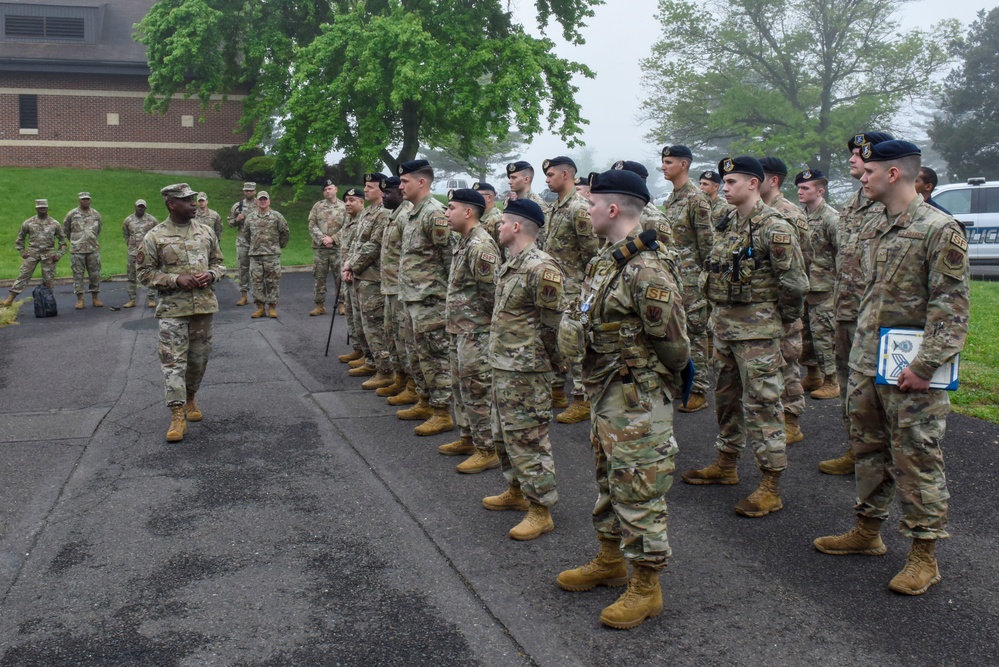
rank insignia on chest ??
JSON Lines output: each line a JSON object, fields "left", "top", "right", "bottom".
{"left": 645, "top": 305, "right": 663, "bottom": 324}
{"left": 542, "top": 269, "right": 562, "bottom": 283}
{"left": 877, "top": 248, "right": 888, "bottom": 262}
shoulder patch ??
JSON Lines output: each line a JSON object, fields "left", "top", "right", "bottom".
{"left": 794, "top": 218, "right": 809, "bottom": 230}
{"left": 542, "top": 269, "right": 562, "bottom": 284}
{"left": 644, "top": 286, "right": 671, "bottom": 303}
{"left": 950, "top": 231, "right": 968, "bottom": 250}
{"left": 432, "top": 217, "right": 449, "bottom": 243}
{"left": 480, "top": 252, "right": 497, "bottom": 264}
{"left": 657, "top": 222, "right": 670, "bottom": 234}
{"left": 136, "top": 249, "right": 145, "bottom": 264}
{"left": 772, "top": 233, "right": 792, "bottom": 244}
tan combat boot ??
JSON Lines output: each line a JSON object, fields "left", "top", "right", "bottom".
{"left": 309, "top": 303, "right": 326, "bottom": 316}
{"left": 734, "top": 470, "right": 783, "bottom": 517}
{"left": 268, "top": 304, "right": 278, "bottom": 318}
{"left": 785, "top": 413, "right": 804, "bottom": 444}
{"left": 387, "top": 380, "right": 419, "bottom": 406}
{"left": 75, "top": 295, "right": 85, "bottom": 309}
{"left": 438, "top": 435, "right": 475, "bottom": 456}
{"left": 338, "top": 302, "right": 346, "bottom": 316}
{"left": 456, "top": 449, "right": 500, "bottom": 474}
{"left": 236, "top": 291, "right": 249, "bottom": 306}
{"left": 348, "top": 362, "right": 376, "bottom": 377}
{"left": 91, "top": 294, "right": 103, "bottom": 307}
{"left": 556, "top": 397, "right": 591, "bottom": 424}
{"left": 361, "top": 371, "right": 395, "bottom": 390}
{"left": 414, "top": 408, "right": 455, "bottom": 436}
{"left": 556, "top": 537, "right": 629, "bottom": 592}
{"left": 889, "top": 539, "right": 941, "bottom": 595}
{"left": 599, "top": 565, "right": 664, "bottom": 630}
{"left": 348, "top": 357, "right": 368, "bottom": 368}
{"left": 147, "top": 298, "right": 157, "bottom": 308}
{"left": 184, "top": 394, "right": 203, "bottom": 422}
{"left": 819, "top": 448, "right": 856, "bottom": 475}
{"left": 801, "top": 365, "right": 823, "bottom": 392}
{"left": 810, "top": 374, "right": 841, "bottom": 400}
{"left": 397, "top": 397, "right": 433, "bottom": 421}
{"left": 509, "top": 503, "right": 554, "bottom": 541}
{"left": 482, "top": 486, "right": 531, "bottom": 511}
{"left": 376, "top": 373, "right": 407, "bottom": 397}
{"left": 551, "top": 388, "right": 569, "bottom": 409}
{"left": 681, "top": 450, "right": 740, "bottom": 485}
{"left": 166, "top": 405, "right": 187, "bottom": 443}
{"left": 337, "top": 348, "right": 364, "bottom": 363}
{"left": 1, "top": 293, "right": 15, "bottom": 307}
{"left": 677, "top": 392, "right": 708, "bottom": 413}
{"left": 251, "top": 302, "right": 266, "bottom": 318}
{"left": 122, "top": 298, "right": 137, "bottom": 309}
{"left": 813, "top": 516, "right": 887, "bottom": 556}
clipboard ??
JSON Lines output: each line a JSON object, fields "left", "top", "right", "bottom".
{"left": 876, "top": 327, "right": 959, "bottom": 390}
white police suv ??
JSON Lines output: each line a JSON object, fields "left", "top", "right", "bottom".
{"left": 931, "top": 178, "right": 999, "bottom": 263}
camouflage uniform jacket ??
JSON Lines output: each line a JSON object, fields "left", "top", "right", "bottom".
{"left": 850, "top": 196, "right": 969, "bottom": 379}
{"left": 641, "top": 201, "right": 674, "bottom": 248}
{"left": 122, "top": 213, "right": 160, "bottom": 255}
{"left": 489, "top": 245, "right": 564, "bottom": 372}
{"left": 245, "top": 209, "right": 289, "bottom": 256}
{"left": 769, "top": 193, "right": 813, "bottom": 269}
{"left": 480, "top": 206, "right": 502, "bottom": 246}
{"left": 228, "top": 198, "right": 258, "bottom": 243}
{"left": 340, "top": 211, "right": 362, "bottom": 268}
{"left": 805, "top": 200, "right": 839, "bottom": 292}
{"left": 194, "top": 208, "right": 223, "bottom": 241}
{"left": 17, "top": 215, "right": 66, "bottom": 260}
{"left": 701, "top": 199, "right": 809, "bottom": 341}
{"left": 137, "top": 219, "right": 226, "bottom": 318}
{"left": 664, "top": 179, "right": 713, "bottom": 289}
{"left": 308, "top": 199, "right": 345, "bottom": 249}
{"left": 399, "top": 194, "right": 455, "bottom": 303}
{"left": 710, "top": 197, "right": 732, "bottom": 226}
{"left": 380, "top": 201, "right": 413, "bottom": 295}
{"left": 542, "top": 190, "right": 599, "bottom": 297}
{"left": 446, "top": 224, "right": 499, "bottom": 336}
{"left": 834, "top": 188, "right": 884, "bottom": 322}
{"left": 63, "top": 207, "right": 102, "bottom": 253}
{"left": 347, "top": 202, "right": 388, "bottom": 281}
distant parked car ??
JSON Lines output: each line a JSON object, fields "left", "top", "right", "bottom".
{"left": 931, "top": 177, "right": 999, "bottom": 264}
{"left": 445, "top": 178, "right": 468, "bottom": 191}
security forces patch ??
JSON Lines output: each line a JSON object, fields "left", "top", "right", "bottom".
{"left": 950, "top": 232, "right": 968, "bottom": 250}
{"left": 861, "top": 144, "right": 872, "bottom": 160}
{"left": 433, "top": 217, "right": 449, "bottom": 243}
{"left": 478, "top": 252, "right": 497, "bottom": 275}
{"left": 795, "top": 218, "right": 809, "bottom": 231}
{"left": 644, "top": 286, "right": 671, "bottom": 303}
{"left": 772, "top": 233, "right": 791, "bottom": 244}
{"left": 542, "top": 269, "right": 562, "bottom": 284}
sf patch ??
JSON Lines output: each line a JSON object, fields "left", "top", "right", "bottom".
{"left": 432, "top": 217, "right": 449, "bottom": 244}
{"left": 644, "top": 285, "right": 671, "bottom": 303}
{"left": 950, "top": 232, "right": 968, "bottom": 251}
{"left": 539, "top": 267, "right": 562, "bottom": 307}
{"left": 477, "top": 251, "right": 497, "bottom": 276}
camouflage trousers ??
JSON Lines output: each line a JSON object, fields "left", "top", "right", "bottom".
{"left": 312, "top": 247, "right": 340, "bottom": 304}
{"left": 249, "top": 254, "right": 282, "bottom": 304}
{"left": 780, "top": 320, "right": 805, "bottom": 417}
{"left": 356, "top": 280, "right": 392, "bottom": 375}
{"left": 683, "top": 288, "right": 711, "bottom": 394}
{"left": 347, "top": 281, "right": 370, "bottom": 363}
{"left": 406, "top": 297, "right": 453, "bottom": 408}
{"left": 712, "top": 335, "right": 787, "bottom": 471}
{"left": 400, "top": 299, "right": 426, "bottom": 395}
{"left": 846, "top": 372, "right": 950, "bottom": 539}
{"left": 383, "top": 293, "right": 408, "bottom": 375}
{"left": 551, "top": 306, "right": 585, "bottom": 397}
{"left": 491, "top": 369, "right": 557, "bottom": 507}
{"left": 834, "top": 320, "right": 857, "bottom": 430}
{"left": 70, "top": 252, "right": 101, "bottom": 295}
{"left": 236, "top": 238, "right": 250, "bottom": 292}
{"left": 10, "top": 255, "right": 57, "bottom": 294}
{"left": 801, "top": 291, "right": 836, "bottom": 376}
{"left": 158, "top": 314, "right": 214, "bottom": 406}
{"left": 126, "top": 252, "right": 151, "bottom": 299}
{"left": 587, "top": 374, "right": 676, "bottom": 568}
{"left": 451, "top": 333, "right": 494, "bottom": 452}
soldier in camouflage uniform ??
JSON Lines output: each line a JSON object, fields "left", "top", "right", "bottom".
{"left": 121, "top": 199, "right": 160, "bottom": 309}
{"left": 63, "top": 192, "right": 103, "bottom": 309}
{"left": 437, "top": 188, "right": 501, "bottom": 474}
{"left": 396, "top": 160, "right": 457, "bottom": 436}
{"left": 506, "top": 161, "right": 551, "bottom": 245}
{"left": 683, "top": 157, "right": 808, "bottom": 518}
{"left": 542, "top": 156, "right": 600, "bottom": 422}
{"left": 611, "top": 160, "right": 674, "bottom": 249}
{"left": 338, "top": 189, "right": 368, "bottom": 365}
{"left": 473, "top": 181, "right": 502, "bottom": 245}
{"left": 574, "top": 174, "right": 590, "bottom": 199}
{"left": 660, "top": 145, "right": 714, "bottom": 412}
{"left": 195, "top": 193, "right": 223, "bottom": 241}
{"left": 137, "top": 183, "right": 225, "bottom": 443}
{"left": 308, "top": 179, "right": 345, "bottom": 317}
{"left": 2, "top": 199, "right": 66, "bottom": 307}
{"left": 698, "top": 170, "right": 731, "bottom": 225}
{"left": 814, "top": 140, "right": 969, "bottom": 597}
{"left": 377, "top": 178, "right": 415, "bottom": 399}
{"left": 483, "top": 198, "right": 563, "bottom": 541}
{"left": 556, "top": 169, "right": 689, "bottom": 630}
{"left": 228, "top": 183, "right": 258, "bottom": 306}
{"left": 244, "top": 191, "right": 289, "bottom": 319}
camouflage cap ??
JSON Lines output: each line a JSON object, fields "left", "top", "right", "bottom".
{"left": 256, "top": 191, "right": 270, "bottom": 200}
{"left": 242, "top": 182, "right": 257, "bottom": 191}
{"left": 78, "top": 191, "right": 92, "bottom": 199}
{"left": 160, "top": 183, "right": 196, "bottom": 199}
{"left": 197, "top": 192, "right": 208, "bottom": 201}
{"left": 135, "top": 199, "right": 147, "bottom": 207}
{"left": 35, "top": 198, "right": 48, "bottom": 208}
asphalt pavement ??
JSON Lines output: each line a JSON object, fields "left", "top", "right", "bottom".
{"left": 1, "top": 272, "right": 997, "bottom": 666}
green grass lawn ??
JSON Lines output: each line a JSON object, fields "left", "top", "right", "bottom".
{"left": 951, "top": 280, "right": 999, "bottom": 423}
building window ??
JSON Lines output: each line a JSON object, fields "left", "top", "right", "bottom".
{"left": 5, "top": 15, "right": 85, "bottom": 40}
{"left": 19, "top": 94, "right": 38, "bottom": 131}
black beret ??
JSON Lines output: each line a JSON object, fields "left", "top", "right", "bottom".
{"left": 448, "top": 188, "right": 486, "bottom": 209}
{"left": 322, "top": 178, "right": 336, "bottom": 188}
{"left": 397, "top": 160, "right": 430, "bottom": 176}
{"left": 573, "top": 175, "right": 587, "bottom": 186}
{"left": 718, "top": 156, "right": 765, "bottom": 182}
{"left": 542, "top": 156, "right": 576, "bottom": 172}
{"left": 588, "top": 169, "right": 651, "bottom": 205}
{"left": 793, "top": 169, "right": 825, "bottom": 185}
{"left": 611, "top": 160, "right": 649, "bottom": 181}
{"left": 364, "top": 172, "right": 386, "bottom": 183}
{"left": 343, "top": 187, "right": 364, "bottom": 200}
{"left": 661, "top": 145, "right": 693, "bottom": 160}
{"left": 699, "top": 170, "right": 721, "bottom": 184}
{"left": 861, "top": 140, "right": 921, "bottom": 162}
{"left": 848, "top": 131, "right": 895, "bottom": 151}
{"left": 472, "top": 181, "right": 496, "bottom": 193}
{"left": 380, "top": 176, "right": 401, "bottom": 190}
{"left": 506, "top": 161, "right": 533, "bottom": 175}
{"left": 758, "top": 156, "right": 788, "bottom": 177}
{"left": 504, "top": 198, "right": 545, "bottom": 227}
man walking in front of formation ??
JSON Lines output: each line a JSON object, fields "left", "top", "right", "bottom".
{"left": 122, "top": 199, "right": 160, "bottom": 309}
{"left": 308, "top": 179, "right": 345, "bottom": 317}
{"left": 228, "top": 182, "right": 258, "bottom": 306}
{"left": 137, "top": 183, "right": 225, "bottom": 443}
{"left": 814, "top": 140, "right": 969, "bottom": 596}
{"left": 64, "top": 191, "right": 103, "bottom": 309}
{"left": 2, "top": 199, "right": 66, "bottom": 307}
{"left": 244, "top": 191, "right": 289, "bottom": 319}
{"left": 556, "top": 169, "right": 689, "bottom": 630}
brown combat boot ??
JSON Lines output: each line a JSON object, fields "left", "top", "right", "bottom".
{"left": 75, "top": 295, "right": 85, "bottom": 309}
{"left": 801, "top": 365, "right": 823, "bottom": 392}
{"left": 387, "top": 381, "right": 419, "bottom": 406}
{"left": 122, "top": 298, "right": 137, "bottom": 309}
{"left": 509, "top": 503, "right": 554, "bottom": 541}
{"left": 734, "top": 470, "right": 783, "bottom": 517}
{"left": 376, "top": 373, "right": 407, "bottom": 397}
{"left": 556, "top": 397, "right": 591, "bottom": 424}
{"left": 551, "top": 388, "right": 569, "bottom": 409}
{"left": 810, "top": 375, "right": 841, "bottom": 400}
{"left": 677, "top": 392, "right": 708, "bottom": 413}
{"left": 184, "top": 393, "right": 203, "bottom": 422}
{"left": 348, "top": 362, "right": 376, "bottom": 377}
{"left": 147, "top": 298, "right": 157, "bottom": 308}
{"left": 889, "top": 539, "right": 941, "bottom": 595}
{"left": 414, "top": 408, "right": 455, "bottom": 436}
{"left": 236, "top": 291, "right": 249, "bottom": 306}
{"left": 166, "top": 405, "right": 187, "bottom": 443}
{"left": 397, "top": 397, "right": 433, "bottom": 421}
{"left": 556, "top": 537, "right": 629, "bottom": 592}
{"left": 819, "top": 448, "right": 856, "bottom": 475}
{"left": 599, "top": 565, "right": 664, "bottom": 630}
{"left": 814, "top": 516, "right": 887, "bottom": 556}
{"left": 785, "top": 413, "right": 804, "bottom": 444}
{"left": 348, "top": 357, "right": 368, "bottom": 368}
{"left": 456, "top": 449, "right": 500, "bottom": 474}
{"left": 1, "top": 293, "right": 15, "bottom": 307}
{"left": 91, "top": 294, "right": 103, "bottom": 308}
{"left": 251, "top": 302, "right": 266, "bottom": 318}
{"left": 361, "top": 371, "right": 395, "bottom": 390}
{"left": 309, "top": 303, "right": 326, "bottom": 316}
{"left": 438, "top": 436, "right": 474, "bottom": 456}
{"left": 681, "top": 450, "right": 740, "bottom": 485}
{"left": 483, "top": 486, "right": 531, "bottom": 511}
{"left": 337, "top": 301, "right": 346, "bottom": 315}
{"left": 268, "top": 304, "right": 278, "bottom": 318}
{"left": 337, "top": 348, "right": 364, "bottom": 363}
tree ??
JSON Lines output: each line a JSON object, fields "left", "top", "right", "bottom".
{"left": 639, "top": 0, "right": 959, "bottom": 179}
{"left": 420, "top": 132, "right": 528, "bottom": 182}
{"left": 137, "top": 0, "right": 598, "bottom": 194}
{"left": 929, "top": 8, "right": 999, "bottom": 181}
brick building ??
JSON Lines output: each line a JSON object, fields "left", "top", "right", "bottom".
{"left": 0, "top": 0, "right": 247, "bottom": 173}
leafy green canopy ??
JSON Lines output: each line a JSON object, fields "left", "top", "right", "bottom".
{"left": 137, "top": 0, "right": 597, "bottom": 194}
{"left": 640, "top": 0, "right": 957, "bottom": 179}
